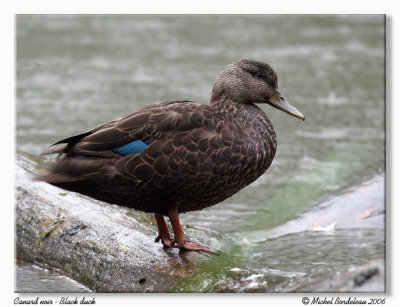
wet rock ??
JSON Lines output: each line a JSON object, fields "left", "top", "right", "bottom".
{"left": 15, "top": 153, "right": 213, "bottom": 292}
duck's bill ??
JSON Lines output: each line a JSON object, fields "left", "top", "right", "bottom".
{"left": 267, "top": 94, "right": 305, "bottom": 121}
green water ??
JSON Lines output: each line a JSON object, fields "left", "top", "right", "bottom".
{"left": 16, "top": 15, "right": 385, "bottom": 292}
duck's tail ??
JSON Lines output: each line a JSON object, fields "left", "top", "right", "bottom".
{"left": 38, "top": 144, "right": 68, "bottom": 156}
{"left": 34, "top": 172, "right": 81, "bottom": 184}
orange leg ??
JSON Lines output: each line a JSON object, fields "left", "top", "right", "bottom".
{"left": 168, "top": 208, "right": 216, "bottom": 253}
{"left": 154, "top": 213, "right": 174, "bottom": 247}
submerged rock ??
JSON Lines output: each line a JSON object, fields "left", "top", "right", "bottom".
{"left": 270, "top": 259, "right": 385, "bottom": 292}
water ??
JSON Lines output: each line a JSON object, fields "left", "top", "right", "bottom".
{"left": 16, "top": 15, "right": 385, "bottom": 291}
{"left": 15, "top": 261, "right": 90, "bottom": 292}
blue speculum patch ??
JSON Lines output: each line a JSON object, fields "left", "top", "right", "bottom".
{"left": 114, "top": 140, "right": 148, "bottom": 155}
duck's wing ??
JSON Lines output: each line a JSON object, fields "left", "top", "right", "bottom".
{"left": 42, "top": 100, "right": 221, "bottom": 158}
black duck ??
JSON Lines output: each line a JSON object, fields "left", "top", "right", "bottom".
{"left": 37, "top": 59, "right": 304, "bottom": 252}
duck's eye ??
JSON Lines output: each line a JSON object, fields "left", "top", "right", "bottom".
{"left": 255, "top": 72, "right": 264, "bottom": 79}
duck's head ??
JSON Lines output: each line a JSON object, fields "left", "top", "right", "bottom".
{"left": 210, "top": 59, "right": 305, "bottom": 120}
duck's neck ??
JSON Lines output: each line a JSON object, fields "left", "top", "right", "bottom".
{"left": 209, "top": 97, "right": 277, "bottom": 147}
{"left": 209, "top": 96, "right": 278, "bottom": 181}
{"left": 209, "top": 96, "right": 246, "bottom": 120}
{"left": 209, "top": 96, "right": 268, "bottom": 126}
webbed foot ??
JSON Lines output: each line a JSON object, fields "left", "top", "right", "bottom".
{"left": 167, "top": 208, "right": 219, "bottom": 254}
{"left": 173, "top": 239, "right": 218, "bottom": 253}
{"left": 154, "top": 234, "right": 174, "bottom": 247}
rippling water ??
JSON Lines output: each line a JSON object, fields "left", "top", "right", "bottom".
{"left": 16, "top": 15, "right": 385, "bottom": 292}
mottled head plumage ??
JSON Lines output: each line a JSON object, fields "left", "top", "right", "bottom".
{"left": 236, "top": 59, "right": 278, "bottom": 89}
{"left": 210, "top": 59, "right": 279, "bottom": 104}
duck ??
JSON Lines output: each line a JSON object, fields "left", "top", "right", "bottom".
{"left": 37, "top": 59, "right": 304, "bottom": 253}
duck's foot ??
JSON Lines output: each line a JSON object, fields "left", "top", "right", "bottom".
{"left": 154, "top": 213, "right": 174, "bottom": 248}
{"left": 154, "top": 234, "right": 174, "bottom": 247}
{"left": 167, "top": 208, "right": 219, "bottom": 254}
{"left": 173, "top": 239, "right": 217, "bottom": 253}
